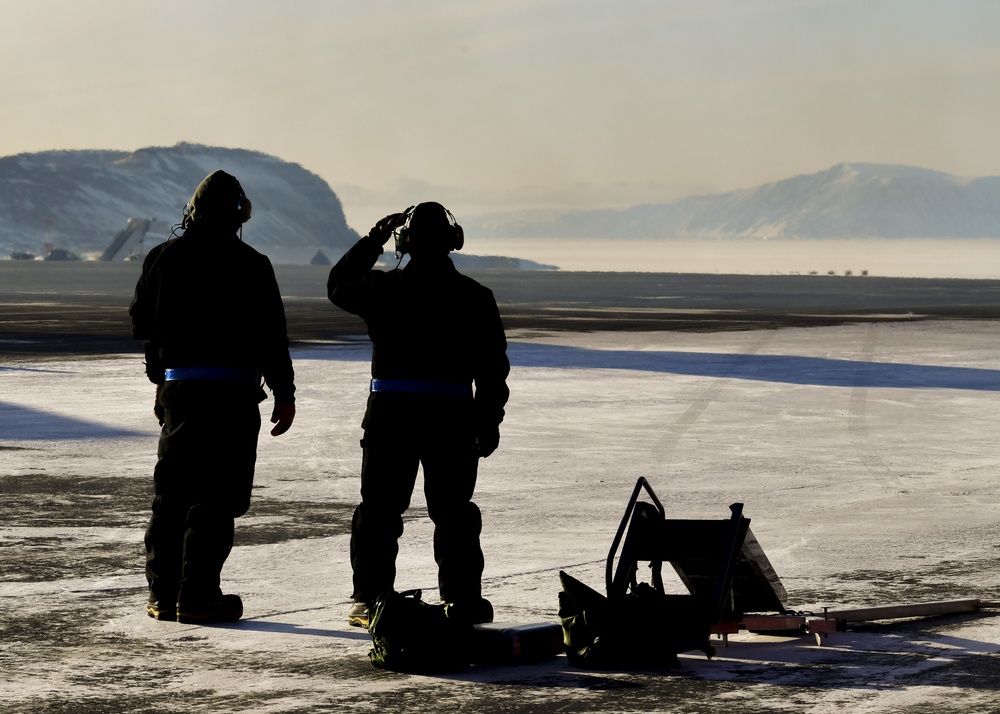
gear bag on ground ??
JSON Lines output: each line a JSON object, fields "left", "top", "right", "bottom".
{"left": 367, "top": 589, "right": 475, "bottom": 672}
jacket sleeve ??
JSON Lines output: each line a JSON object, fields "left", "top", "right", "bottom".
{"left": 128, "top": 248, "right": 165, "bottom": 385}
{"left": 473, "top": 290, "right": 510, "bottom": 431}
{"left": 327, "top": 236, "right": 385, "bottom": 319}
{"left": 259, "top": 258, "right": 296, "bottom": 404}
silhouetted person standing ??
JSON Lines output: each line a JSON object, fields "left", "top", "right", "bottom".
{"left": 328, "top": 202, "right": 509, "bottom": 628}
{"left": 130, "top": 170, "right": 296, "bottom": 624}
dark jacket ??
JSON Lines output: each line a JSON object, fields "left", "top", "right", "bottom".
{"left": 129, "top": 222, "right": 296, "bottom": 403}
{"left": 327, "top": 236, "right": 509, "bottom": 433}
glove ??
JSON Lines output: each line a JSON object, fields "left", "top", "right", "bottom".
{"left": 476, "top": 427, "right": 500, "bottom": 458}
{"left": 367, "top": 210, "right": 409, "bottom": 246}
{"left": 153, "top": 384, "right": 164, "bottom": 426}
{"left": 270, "top": 401, "right": 296, "bottom": 436}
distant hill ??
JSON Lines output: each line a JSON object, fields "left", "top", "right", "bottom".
{"left": 465, "top": 164, "right": 1000, "bottom": 240}
{"left": 0, "top": 143, "right": 360, "bottom": 263}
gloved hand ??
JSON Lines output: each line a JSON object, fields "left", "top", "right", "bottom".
{"left": 153, "top": 384, "right": 164, "bottom": 426}
{"left": 270, "top": 401, "right": 296, "bottom": 436}
{"left": 367, "top": 209, "right": 410, "bottom": 246}
{"left": 476, "top": 427, "right": 500, "bottom": 458}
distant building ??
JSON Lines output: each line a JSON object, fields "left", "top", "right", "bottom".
{"left": 44, "top": 248, "right": 80, "bottom": 261}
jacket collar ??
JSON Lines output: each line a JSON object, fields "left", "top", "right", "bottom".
{"left": 403, "top": 253, "right": 456, "bottom": 273}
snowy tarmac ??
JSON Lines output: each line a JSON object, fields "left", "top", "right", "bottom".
{"left": 2, "top": 319, "right": 1000, "bottom": 712}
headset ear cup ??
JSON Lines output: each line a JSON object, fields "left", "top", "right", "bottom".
{"left": 237, "top": 196, "right": 252, "bottom": 224}
{"left": 453, "top": 223, "right": 464, "bottom": 251}
{"left": 394, "top": 205, "right": 416, "bottom": 254}
{"left": 396, "top": 226, "right": 410, "bottom": 254}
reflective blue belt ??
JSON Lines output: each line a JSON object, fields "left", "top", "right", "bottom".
{"left": 370, "top": 379, "right": 472, "bottom": 397}
{"left": 164, "top": 367, "right": 257, "bottom": 381}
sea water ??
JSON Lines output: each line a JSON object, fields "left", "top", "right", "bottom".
{"left": 468, "top": 237, "right": 1000, "bottom": 278}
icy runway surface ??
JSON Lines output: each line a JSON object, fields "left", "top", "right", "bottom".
{"left": 2, "top": 321, "right": 999, "bottom": 713}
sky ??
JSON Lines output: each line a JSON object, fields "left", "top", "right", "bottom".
{"left": 3, "top": 0, "right": 1000, "bottom": 229}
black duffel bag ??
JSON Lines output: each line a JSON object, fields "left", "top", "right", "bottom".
{"left": 368, "top": 589, "right": 475, "bottom": 673}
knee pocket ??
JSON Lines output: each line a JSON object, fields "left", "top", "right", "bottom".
{"left": 429, "top": 501, "right": 482, "bottom": 532}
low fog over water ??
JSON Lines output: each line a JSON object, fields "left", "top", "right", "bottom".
{"left": 470, "top": 238, "right": 1000, "bottom": 278}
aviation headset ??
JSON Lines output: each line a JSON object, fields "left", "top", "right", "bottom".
{"left": 181, "top": 171, "right": 252, "bottom": 230}
{"left": 235, "top": 186, "right": 252, "bottom": 225}
{"left": 394, "top": 203, "right": 464, "bottom": 255}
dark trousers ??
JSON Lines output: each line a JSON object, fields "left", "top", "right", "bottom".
{"left": 145, "top": 380, "right": 261, "bottom": 605}
{"left": 350, "top": 430, "right": 484, "bottom": 604}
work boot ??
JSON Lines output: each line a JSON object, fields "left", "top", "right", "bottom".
{"left": 446, "top": 597, "right": 494, "bottom": 625}
{"left": 146, "top": 595, "right": 177, "bottom": 622}
{"left": 176, "top": 593, "right": 243, "bottom": 625}
{"left": 348, "top": 601, "right": 371, "bottom": 629}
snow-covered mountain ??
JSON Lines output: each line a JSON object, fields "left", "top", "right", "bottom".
{"left": 466, "top": 164, "right": 1000, "bottom": 240}
{"left": 0, "top": 143, "right": 360, "bottom": 262}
